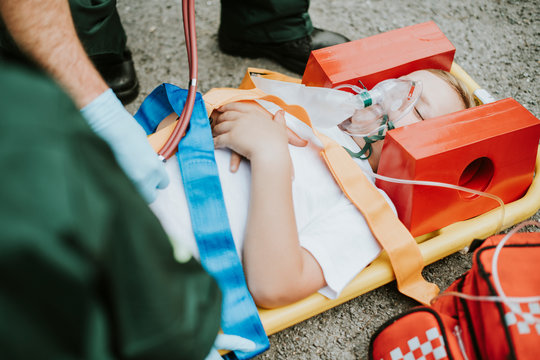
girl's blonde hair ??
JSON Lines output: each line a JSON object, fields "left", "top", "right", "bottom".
{"left": 426, "top": 68, "right": 477, "bottom": 109}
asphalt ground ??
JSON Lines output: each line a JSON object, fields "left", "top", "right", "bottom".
{"left": 117, "top": 0, "right": 539, "bottom": 358}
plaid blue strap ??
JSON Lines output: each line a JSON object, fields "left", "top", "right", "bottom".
{"left": 134, "top": 84, "right": 269, "bottom": 359}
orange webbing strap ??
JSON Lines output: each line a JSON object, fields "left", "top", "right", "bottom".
{"left": 317, "top": 134, "right": 439, "bottom": 305}
{"left": 239, "top": 67, "right": 303, "bottom": 87}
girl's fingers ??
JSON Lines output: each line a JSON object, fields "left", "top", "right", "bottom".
{"left": 218, "top": 101, "right": 264, "bottom": 114}
{"left": 287, "top": 128, "right": 308, "bottom": 147}
{"left": 211, "top": 120, "right": 234, "bottom": 136}
{"left": 209, "top": 109, "right": 222, "bottom": 127}
{"left": 212, "top": 109, "right": 240, "bottom": 125}
{"left": 213, "top": 124, "right": 245, "bottom": 172}
{"left": 216, "top": 102, "right": 243, "bottom": 112}
{"left": 229, "top": 152, "right": 242, "bottom": 173}
{"left": 273, "top": 110, "right": 308, "bottom": 147}
{"left": 273, "top": 110, "right": 286, "bottom": 126}
{"left": 213, "top": 133, "right": 229, "bottom": 149}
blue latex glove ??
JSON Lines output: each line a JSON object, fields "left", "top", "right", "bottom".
{"left": 81, "top": 89, "right": 169, "bottom": 202}
{"left": 205, "top": 334, "right": 257, "bottom": 360}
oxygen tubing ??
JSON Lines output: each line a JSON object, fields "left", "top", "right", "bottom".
{"left": 158, "top": 0, "right": 198, "bottom": 160}
{"left": 373, "top": 173, "right": 506, "bottom": 234}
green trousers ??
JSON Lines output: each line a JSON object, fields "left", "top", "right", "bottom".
{"left": 0, "top": 59, "right": 221, "bottom": 359}
{"left": 220, "top": 0, "right": 313, "bottom": 43}
{"left": 0, "top": 0, "right": 312, "bottom": 63}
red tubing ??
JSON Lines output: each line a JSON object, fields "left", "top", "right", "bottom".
{"left": 158, "top": 0, "right": 198, "bottom": 160}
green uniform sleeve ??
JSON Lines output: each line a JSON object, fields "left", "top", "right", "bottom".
{"left": 0, "top": 61, "right": 221, "bottom": 360}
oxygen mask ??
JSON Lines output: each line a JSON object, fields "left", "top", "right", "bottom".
{"left": 336, "top": 78, "right": 423, "bottom": 137}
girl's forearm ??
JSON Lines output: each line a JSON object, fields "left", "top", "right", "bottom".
{"left": 243, "top": 149, "right": 324, "bottom": 308}
{"left": 210, "top": 104, "right": 324, "bottom": 307}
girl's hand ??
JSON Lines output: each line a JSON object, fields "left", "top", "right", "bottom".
{"left": 211, "top": 102, "right": 307, "bottom": 171}
{"left": 212, "top": 102, "right": 288, "bottom": 163}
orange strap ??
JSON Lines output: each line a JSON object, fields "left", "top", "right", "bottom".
{"left": 317, "top": 134, "right": 439, "bottom": 305}
{"left": 150, "top": 68, "right": 439, "bottom": 305}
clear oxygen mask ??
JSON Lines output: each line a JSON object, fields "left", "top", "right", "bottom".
{"left": 336, "top": 78, "right": 423, "bottom": 137}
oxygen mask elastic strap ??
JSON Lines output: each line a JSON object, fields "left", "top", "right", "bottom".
{"left": 345, "top": 115, "right": 394, "bottom": 160}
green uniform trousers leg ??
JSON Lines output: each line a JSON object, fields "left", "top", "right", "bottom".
{"left": 220, "top": 0, "right": 313, "bottom": 44}
{"left": 0, "top": 0, "right": 126, "bottom": 65}
{"left": 69, "top": 0, "right": 127, "bottom": 60}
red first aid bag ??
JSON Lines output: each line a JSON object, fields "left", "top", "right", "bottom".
{"left": 369, "top": 228, "right": 540, "bottom": 360}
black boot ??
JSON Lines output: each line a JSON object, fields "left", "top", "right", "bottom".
{"left": 219, "top": 28, "right": 350, "bottom": 75}
{"left": 91, "top": 49, "right": 139, "bottom": 105}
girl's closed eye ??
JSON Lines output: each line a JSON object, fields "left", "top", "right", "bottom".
{"left": 413, "top": 106, "right": 425, "bottom": 121}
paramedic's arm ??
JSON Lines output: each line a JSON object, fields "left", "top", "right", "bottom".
{"left": 0, "top": 0, "right": 168, "bottom": 202}
{"left": 212, "top": 103, "right": 326, "bottom": 308}
{"left": 0, "top": 0, "right": 105, "bottom": 107}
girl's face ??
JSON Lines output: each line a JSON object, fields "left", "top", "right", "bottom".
{"left": 359, "top": 70, "right": 468, "bottom": 172}
{"left": 396, "top": 70, "right": 467, "bottom": 127}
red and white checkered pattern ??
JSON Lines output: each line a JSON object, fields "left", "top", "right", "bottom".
{"left": 388, "top": 327, "right": 448, "bottom": 360}
{"left": 504, "top": 301, "right": 540, "bottom": 335}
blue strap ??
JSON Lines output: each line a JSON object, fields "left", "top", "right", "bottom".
{"left": 134, "top": 84, "right": 269, "bottom": 359}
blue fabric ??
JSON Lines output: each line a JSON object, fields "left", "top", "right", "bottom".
{"left": 134, "top": 84, "right": 269, "bottom": 359}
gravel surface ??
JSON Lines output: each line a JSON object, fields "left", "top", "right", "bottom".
{"left": 117, "top": 0, "right": 539, "bottom": 358}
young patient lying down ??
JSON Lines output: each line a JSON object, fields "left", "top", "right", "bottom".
{"left": 149, "top": 69, "right": 476, "bottom": 308}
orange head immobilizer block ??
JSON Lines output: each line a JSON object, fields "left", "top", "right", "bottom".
{"left": 302, "top": 21, "right": 455, "bottom": 89}
{"left": 376, "top": 98, "right": 540, "bottom": 236}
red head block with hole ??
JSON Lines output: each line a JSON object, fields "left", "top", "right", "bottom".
{"left": 376, "top": 98, "right": 540, "bottom": 236}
